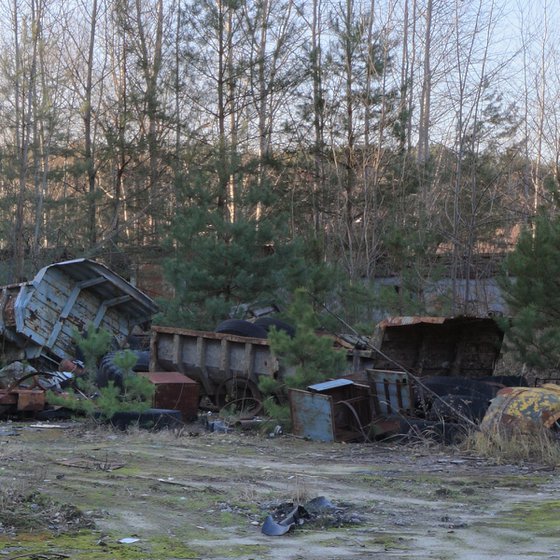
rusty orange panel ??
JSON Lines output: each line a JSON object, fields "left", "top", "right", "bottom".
{"left": 0, "top": 391, "right": 17, "bottom": 405}
{"left": 138, "top": 372, "right": 199, "bottom": 421}
{"left": 15, "top": 389, "right": 46, "bottom": 411}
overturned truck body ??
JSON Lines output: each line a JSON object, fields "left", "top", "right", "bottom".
{"left": 0, "top": 259, "right": 158, "bottom": 366}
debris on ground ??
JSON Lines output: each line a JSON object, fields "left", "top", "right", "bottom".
{"left": 118, "top": 537, "right": 140, "bottom": 544}
{"left": 0, "top": 489, "right": 94, "bottom": 536}
{"left": 261, "top": 497, "right": 363, "bottom": 536}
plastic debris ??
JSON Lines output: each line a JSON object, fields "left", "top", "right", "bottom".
{"left": 118, "top": 537, "right": 140, "bottom": 544}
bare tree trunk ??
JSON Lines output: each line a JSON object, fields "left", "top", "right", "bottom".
{"left": 311, "top": 0, "right": 325, "bottom": 238}
{"left": 227, "top": 5, "right": 236, "bottom": 224}
{"left": 85, "top": 0, "right": 98, "bottom": 247}
{"left": 13, "top": 0, "right": 40, "bottom": 281}
{"left": 134, "top": 0, "right": 164, "bottom": 238}
{"left": 417, "top": 0, "right": 432, "bottom": 167}
{"left": 343, "top": 0, "right": 356, "bottom": 277}
{"left": 533, "top": 3, "right": 548, "bottom": 231}
{"left": 32, "top": 0, "right": 51, "bottom": 265}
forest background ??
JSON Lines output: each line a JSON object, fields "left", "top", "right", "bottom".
{"left": 0, "top": 0, "right": 557, "bottom": 331}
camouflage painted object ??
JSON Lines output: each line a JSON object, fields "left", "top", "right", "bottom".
{"left": 481, "top": 384, "right": 560, "bottom": 432}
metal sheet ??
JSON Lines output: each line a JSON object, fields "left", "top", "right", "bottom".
{"left": 377, "top": 316, "right": 448, "bottom": 328}
{"left": 308, "top": 379, "right": 354, "bottom": 392}
{"left": 289, "top": 388, "right": 335, "bottom": 442}
{"left": 367, "top": 369, "right": 412, "bottom": 417}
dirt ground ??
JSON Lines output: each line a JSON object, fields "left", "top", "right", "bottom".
{"left": 0, "top": 420, "right": 559, "bottom": 560}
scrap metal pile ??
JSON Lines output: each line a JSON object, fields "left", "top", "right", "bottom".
{"left": 0, "top": 259, "right": 558, "bottom": 439}
{"left": 0, "top": 258, "right": 158, "bottom": 419}
{"left": 287, "top": 317, "right": 558, "bottom": 442}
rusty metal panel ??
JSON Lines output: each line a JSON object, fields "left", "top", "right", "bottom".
{"left": 367, "top": 369, "right": 413, "bottom": 417}
{"left": 290, "top": 381, "right": 372, "bottom": 442}
{"left": 372, "top": 316, "right": 504, "bottom": 378}
{"left": 289, "top": 388, "right": 336, "bottom": 442}
{"left": 0, "top": 391, "right": 17, "bottom": 405}
{"left": 138, "top": 372, "right": 199, "bottom": 421}
{"left": 15, "top": 389, "right": 45, "bottom": 411}
{"left": 377, "top": 316, "right": 447, "bottom": 328}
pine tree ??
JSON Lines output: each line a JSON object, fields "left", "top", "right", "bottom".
{"left": 500, "top": 215, "right": 560, "bottom": 370}
{"left": 159, "top": 160, "right": 335, "bottom": 330}
{"left": 259, "top": 288, "right": 347, "bottom": 427}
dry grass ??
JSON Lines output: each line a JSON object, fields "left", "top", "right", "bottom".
{"left": 462, "top": 425, "right": 560, "bottom": 466}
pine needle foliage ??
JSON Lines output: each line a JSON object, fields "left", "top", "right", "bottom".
{"left": 259, "top": 289, "right": 347, "bottom": 428}
{"left": 159, "top": 159, "right": 336, "bottom": 330}
{"left": 500, "top": 215, "right": 560, "bottom": 370}
{"left": 48, "top": 328, "right": 154, "bottom": 420}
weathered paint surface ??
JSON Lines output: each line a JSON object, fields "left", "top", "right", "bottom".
{"left": 371, "top": 316, "right": 504, "bottom": 378}
{"left": 289, "top": 388, "right": 336, "bottom": 442}
{"left": 289, "top": 382, "right": 371, "bottom": 442}
{"left": 481, "top": 384, "right": 560, "bottom": 431}
{"left": 367, "top": 369, "right": 413, "bottom": 417}
{"left": 151, "top": 326, "right": 378, "bottom": 402}
{"left": 0, "top": 259, "right": 158, "bottom": 363}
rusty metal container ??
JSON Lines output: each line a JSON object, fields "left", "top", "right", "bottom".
{"left": 289, "top": 379, "right": 372, "bottom": 442}
{"left": 0, "top": 388, "right": 45, "bottom": 412}
{"left": 138, "top": 372, "right": 199, "bottom": 421}
{"left": 481, "top": 384, "right": 560, "bottom": 432}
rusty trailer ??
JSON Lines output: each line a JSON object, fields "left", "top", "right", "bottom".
{"left": 150, "top": 325, "right": 379, "bottom": 409}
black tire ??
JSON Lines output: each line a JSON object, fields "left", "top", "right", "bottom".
{"left": 429, "top": 393, "right": 491, "bottom": 423}
{"left": 214, "top": 319, "right": 268, "bottom": 339}
{"left": 254, "top": 317, "right": 296, "bottom": 338}
{"left": 96, "top": 350, "right": 150, "bottom": 388}
{"left": 478, "top": 375, "right": 529, "bottom": 387}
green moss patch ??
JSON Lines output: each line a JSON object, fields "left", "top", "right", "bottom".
{"left": 0, "top": 531, "right": 201, "bottom": 559}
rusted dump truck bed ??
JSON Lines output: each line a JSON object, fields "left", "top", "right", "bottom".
{"left": 150, "top": 325, "right": 281, "bottom": 397}
{"left": 371, "top": 316, "right": 504, "bottom": 378}
{"left": 0, "top": 259, "right": 158, "bottom": 364}
{"left": 150, "top": 325, "right": 377, "bottom": 402}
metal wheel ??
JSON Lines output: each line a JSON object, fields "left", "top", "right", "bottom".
{"left": 214, "top": 376, "right": 263, "bottom": 419}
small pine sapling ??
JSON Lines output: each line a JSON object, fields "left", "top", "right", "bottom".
{"left": 49, "top": 328, "right": 154, "bottom": 421}
{"left": 259, "top": 289, "right": 346, "bottom": 429}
